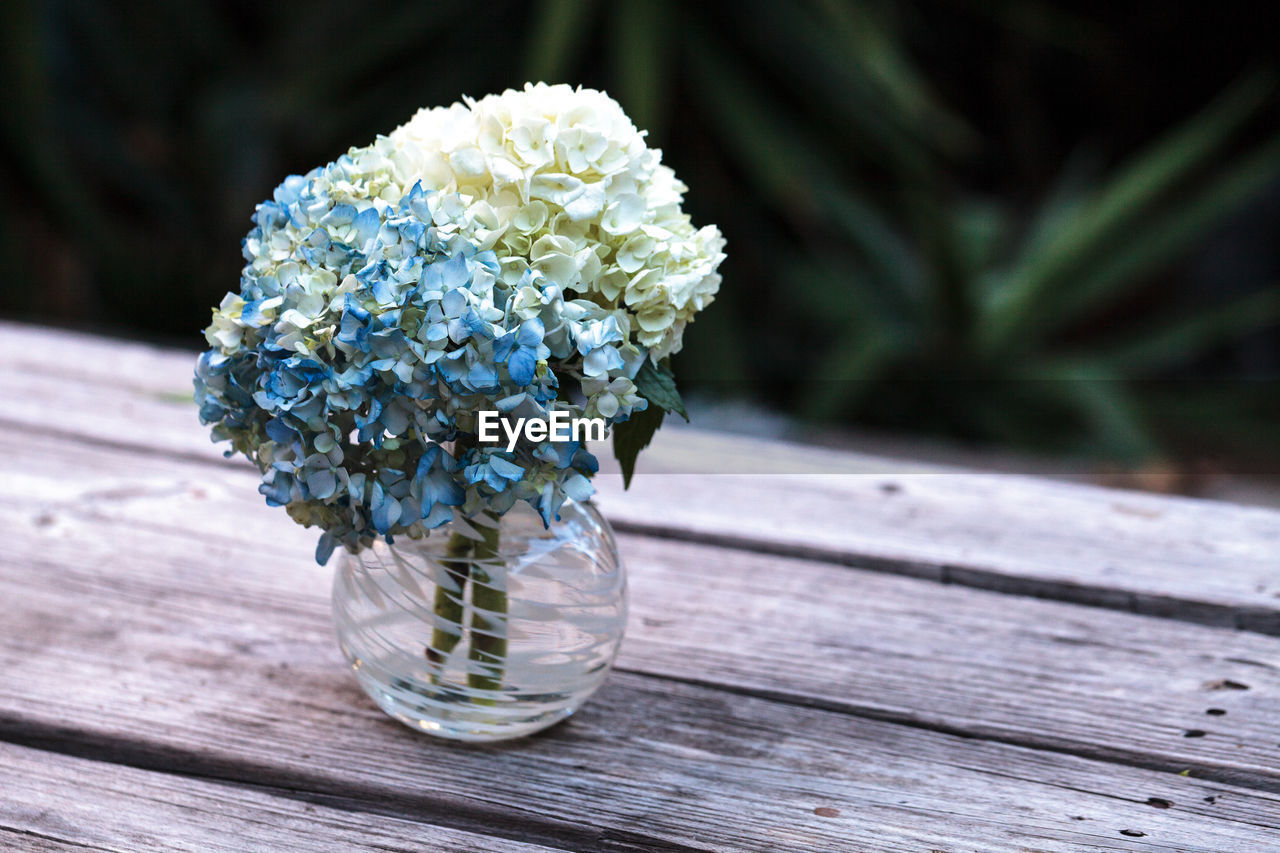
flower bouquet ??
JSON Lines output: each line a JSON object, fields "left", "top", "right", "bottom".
{"left": 194, "top": 84, "right": 724, "bottom": 739}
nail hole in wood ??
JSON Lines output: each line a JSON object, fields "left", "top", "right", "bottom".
{"left": 1202, "top": 679, "right": 1249, "bottom": 691}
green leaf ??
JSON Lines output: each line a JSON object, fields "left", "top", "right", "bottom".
{"left": 1058, "top": 371, "right": 1158, "bottom": 463}
{"left": 612, "top": 358, "right": 686, "bottom": 488}
{"left": 612, "top": 404, "right": 664, "bottom": 489}
{"left": 684, "top": 33, "right": 841, "bottom": 211}
{"left": 634, "top": 359, "right": 688, "bottom": 421}
{"left": 811, "top": 0, "right": 975, "bottom": 154}
{"left": 1005, "top": 147, "right": 1102, "bottom": 268}
{"left": 1042, "top": 135, "right": 1280, "bottom": 340}
{"left": 982, "top": 72, "right": 1275, "bottom": 353}
{"left": 1007, "top": 362, "right": 1158, "bottom": 461}
{"left": 800, "top": 329, "right": 898, "bottom": 420}
{"left": 1063, "top": 286, "right": 1280, "bottom": 374}
{"left": 818, "top": 192, "right": 921, "bottom": 309}
{"left": 1083, "top": 73, "right": 1272, "bottom": 231}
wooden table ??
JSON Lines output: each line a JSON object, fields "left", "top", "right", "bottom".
{"left": 2, "top": 322, "right": 1278, "bottom": 852}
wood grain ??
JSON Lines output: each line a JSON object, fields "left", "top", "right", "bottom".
{"left": 0, "top": 742, "right": 568, "bottom": 852}
{"left": 5, "top": 322, "right": 1280, "bottom": 849}
{"left": 3, "top": 412, "right": 1278, "bottom": 792}
{"left": 1, "top": 428, "right": 1279, "bottom": 849}
{"left": 2, "top": 554, "right": 1276, "bottom": 853}
{"left": 2, "top": 321, "right": 1278, "bottom": 634}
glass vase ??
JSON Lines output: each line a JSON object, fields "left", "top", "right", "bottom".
{"left": 331, "top": 499, "right": 627, "bottom": 741}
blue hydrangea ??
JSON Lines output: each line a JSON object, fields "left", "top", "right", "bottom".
{"left": 196, "top": 143, "right": 647, "bottom": 563}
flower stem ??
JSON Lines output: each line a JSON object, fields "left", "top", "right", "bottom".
{"left": 426, "top": 530, "right": 473, "bottom": 678}
{"left": 467, "top": 511, "right": 506, "bottom": 700}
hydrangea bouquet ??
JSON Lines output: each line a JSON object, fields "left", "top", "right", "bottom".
{"left": 194, "top": 84, "right": 723, "bottom": 735}
{"left": 196, "top": 83, "right": 723, "bottom": 558}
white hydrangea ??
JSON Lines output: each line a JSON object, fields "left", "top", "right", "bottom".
{"left": 379, "top": 82, "right": 725, "bottom": 360}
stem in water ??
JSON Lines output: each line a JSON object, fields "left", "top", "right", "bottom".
{"left": 467, "top": 511, "right": 507, "bottom": 699}
{"left": 426, "top": 530, "right": 472, "bottom": 679}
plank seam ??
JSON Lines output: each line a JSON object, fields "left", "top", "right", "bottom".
{"left": 0, "top": 715, "right": 709, "bottom": 853}
{"left": 613, "top": 669, "right": 1280, "bottom": 797}
{"left": 609, "top": 519, "right": 1279, "bottom": 637}
{"left": 4, "top": 414, "right": 1276, "bottom": 637}
{"left": 0, "top": 826, "right": 112, "bottom": 852}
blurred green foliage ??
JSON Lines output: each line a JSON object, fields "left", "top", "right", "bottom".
{"left": 3, "top": 0, "right": 1278, "bottom": 466}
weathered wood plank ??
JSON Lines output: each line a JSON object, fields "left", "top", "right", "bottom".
{"left": 2, "top": 321, "right": 1278, "bottom": 632}
{"left": 2, "top": 433, "right": 1279, "bottom": 848}
{"left": 0, "top": 742, "right": 566, "bottom": 852}
{"left": 595, "top": 467, "right": 1280, "bottom": 634}
{"left": 2, "top": 554, "right": 1277, "bottom": 853}
{"left": 5, "top": 424, "right": 1280, "bottom": 792}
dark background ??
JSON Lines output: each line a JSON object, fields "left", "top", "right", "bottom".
{"left": 3, "top": 0, "right": 1278, "bottom": 472}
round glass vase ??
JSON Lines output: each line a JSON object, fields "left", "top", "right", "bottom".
{"left": 331, "top": 499, "right": 627, "bottom": 741}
